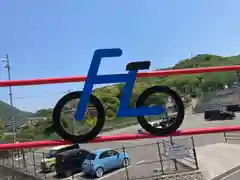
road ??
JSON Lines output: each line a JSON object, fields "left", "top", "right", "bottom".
{"left": 221, "top": 169, "right": 240, "bottom": 180}
{"left": 8, "top": 113, "right": 240, "bottom": 180}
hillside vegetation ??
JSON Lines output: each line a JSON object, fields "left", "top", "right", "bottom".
{"left": 93, "top": 54, "right": 240, "bottom": 105}
{"left": 2, "top": 53, "right": 240, "bottom": 142}
{"left": 0, "top": 100, "right": 35, "bottom": 126}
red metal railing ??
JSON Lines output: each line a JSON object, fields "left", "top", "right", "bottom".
{"left": 0, "top": 125, "right": 240, "bottom": 149}
{"left": 0, "top": 65, "right": 240, "bottom": 87}
{"left": 1, "top": 65, "right": 240, "bottom": 149}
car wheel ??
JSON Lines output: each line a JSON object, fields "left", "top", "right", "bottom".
{"left": 56, "top": 173, "right": 62, "bottom": 178}
{"left": 95, "top": 167, "right": 104, "bottom": 178}
{"left": 122, "top": 158, "right": 130, "bottom": 167}
{"left": 65, "top": 171, "right": 73, "bottom": 177}
{"left": 50, "top": 165, "right": 55, "bottom": 172}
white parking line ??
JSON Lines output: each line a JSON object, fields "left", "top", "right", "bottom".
{"left": 136, "top": 160, "right": 144, "bottom": 165}
{"left": 98, "top": 166, "right": 132, "bottom": 180}
{"left": 61, "top": 172, "right": 83, "bottom": 180}
{"left": 46, "top": 172, "right": 57, "bottom": 177}
{"left": 36, "top": 169, "right": 41, "bottom": 173}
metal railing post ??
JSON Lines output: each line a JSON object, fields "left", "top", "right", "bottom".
{"left": 191, "top": 136, "right": 199, "bottom": 170}
{"left": 22, "top": 149, "right": 27, "bottom": 172}
{"left": 42, "top": 152, "right": 47, "bottom": 179}
{"left": 11, "top": 150, "right": 14, "bottom": 168}
{"left": 169, "top": 136, "right": 178, "bottom": 171}
{"left": 162, "top": 140, "right": 166, "bottom": 155}
{"left": 223, "top": 133, "right": 228, "bottom": 143}
{"left": 122, "top": 146, "right": 129, "bottom": 180}
{"left": 7, "top": 152, "right": 9, "bottom": 165}
{"left": 32, "top": 151, "right": 37, "bottom": 176}
{"left": 17, "top": 149, "right": 21, "bottom": 168}
{"left": 157, "top": 141, "right": 164, "bottom": 174}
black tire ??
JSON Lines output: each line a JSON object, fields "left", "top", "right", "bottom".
{"left": 122, "top": 158, "right": 130, "bottom": 167}
{"left": 204, "top": 111, "right": 210, "bottom": 120}
{"left": 50, "top": 164, "right": 55, "bottom": 172}
{"left": 64, "top": 171, "right": 73, "bottom": 178}
{"left": 95, "top": 167, "right": 104, "bottom": 178}
{"left": 52, "top": 91, "right": 105, "bottom": 143}
{"left": 136, "top": 86, "right": 185, "bottom": 136}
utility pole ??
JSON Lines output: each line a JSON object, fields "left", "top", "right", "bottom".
{"left": 1, "top": 54, "right": 16, "bottom": 143}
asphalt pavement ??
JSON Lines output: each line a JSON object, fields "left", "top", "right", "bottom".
{"left": 5, "top": 113, "right": 240, "bottom": 180}
{"left": 220, "top": 169, "right": 240, "bottom": 180}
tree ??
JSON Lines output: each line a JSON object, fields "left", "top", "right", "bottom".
{"left": 18, "top": 123, "right": 36, "bottom": 140}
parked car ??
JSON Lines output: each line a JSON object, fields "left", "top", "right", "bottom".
{"left": 55, "top": 149, "right": 90, "bottom": 177}
{"left": 204, "top": 105, "right": 235, "bottom": 121}
{"left": 82, "top": 148, "right": 129, "bottom": 178}
{"left": 137, "top": 116, "right": 176, "bottom": 134}
{"left": 40, "top": 144, "right": 80, "bottom": 172}
{"left": 137, "top": 121, "right": 160, "bottom": 134}
{"left": 226, "top": 104, "right": 240, "bottom": 112}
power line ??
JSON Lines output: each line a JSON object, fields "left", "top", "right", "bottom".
{"left": 1, "top": 54, "right": 16, "bottom": 143}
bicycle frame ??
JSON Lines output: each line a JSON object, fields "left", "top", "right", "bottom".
{"left": 75, "top": 48, "right": 166, "bottom": 121}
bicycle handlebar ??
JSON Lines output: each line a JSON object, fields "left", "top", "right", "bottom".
{"left": 94, "top": 48, "right": 122, "bottom": 59}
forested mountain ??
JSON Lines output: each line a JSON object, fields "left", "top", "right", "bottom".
{"left": 0, "top": 100, "right": 35, "bottom": 126}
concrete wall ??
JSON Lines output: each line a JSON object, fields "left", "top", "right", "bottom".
{"left": 194, "top": 87, "right": 240, "bottom": 113}
{"left": 0, "top": 165, "right": 42, "bottom": 180}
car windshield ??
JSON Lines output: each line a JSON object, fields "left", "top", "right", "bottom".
{"left": 206, "top": 104, "right": 222, "bottom": 110}
{"left": 86, "top": 153, "right": 96, "bottom": 160}
{"left": 46, "top": 150, "right": 57, "bottom": 158}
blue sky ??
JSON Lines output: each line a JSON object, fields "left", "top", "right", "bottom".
{"left": 0, "top": 0, "right": 240, "bottom": 112}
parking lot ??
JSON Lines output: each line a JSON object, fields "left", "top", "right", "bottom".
{"left": 2, "top": 113, "right": 240, "bottom": 180}
{"left": 14, "top": 136, "right": 196, "bottom": 180}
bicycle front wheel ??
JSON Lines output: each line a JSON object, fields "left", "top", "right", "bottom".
{"left": 52, "top": 91, "right": 105, "bottom": 143}
{"left": 136, "top": 86, "right": 185, "bottom": 136}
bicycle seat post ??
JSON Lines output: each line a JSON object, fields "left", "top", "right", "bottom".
{"left": 75, "top": 49, "right": 123, "bottom": 121}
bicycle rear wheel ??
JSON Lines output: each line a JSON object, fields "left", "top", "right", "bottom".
{"left": 136, "top": 86, "right": 185, "bottom": 136}
{"left": 52, "top": 91, "right": 105, "bottom": 143}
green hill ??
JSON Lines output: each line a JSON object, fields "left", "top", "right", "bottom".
{"left": 93, "top": 54, "right": 240, "bottom": 111}
{"left": 0, "top": 100, "right": 35, "bottom": 127}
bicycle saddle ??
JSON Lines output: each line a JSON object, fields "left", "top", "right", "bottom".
{"left": 126, "top": 61, "right": 151, "bottom": 71}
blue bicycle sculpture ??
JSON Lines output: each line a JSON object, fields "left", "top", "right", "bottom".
{"left": 52, "top": 48, "right": 185, "bottom": 143}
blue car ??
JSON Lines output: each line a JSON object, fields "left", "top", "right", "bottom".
{"left": 82, "top": 148, "right": 129, "bottom": 178}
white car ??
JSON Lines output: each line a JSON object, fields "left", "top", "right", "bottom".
{"left": 137, "top": 116, "right": 176, "bottom": 134}
{"left": 137, "top": 121, "right": 162, "bottom": 134}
